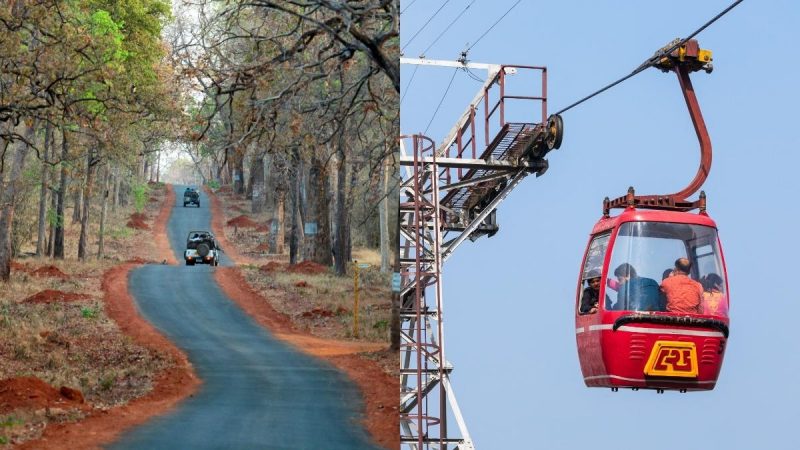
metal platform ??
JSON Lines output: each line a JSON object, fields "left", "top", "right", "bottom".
{"left": 399, "top": 62, "right": 560, "bottom": 449}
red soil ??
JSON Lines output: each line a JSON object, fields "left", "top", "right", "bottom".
{"left": 59, "top": 386, "right": 85, "bottom": 403}
{"left": 206, "top": 189, "right": 256, "bottom": 265}
{"left": 255, "top": 225, "right": 269, "bottom": 232}
{"left": 259, "top": 261, "right": 285, "bottom": 273}
{"left": 287, "top": 260, "right": 328, "bottom": 275}
{"left": 126, "top": 213, "right": 150, "bottom": 230}
{"left": 226, "top": 215, "right": 259, "bottom": 228}
{"left": 294, "top": 281, "right": 309, "bottom": 288}
{"left": 126, "top": 257, "right": 150, "bottom": 264}
{"left": 23, "top": 290, "right": 91, "bottom": 304}
{"left": 148, "top": 196, "right": 159, "bottom": 203}
{"left": 0, "top": 377, "right": 87, "bottom": 414}
{"left": 11, "top": 261, "right": 30, "bottom": 273}
{"left": 18, "top": 264, "right": 200, "bottom": 449}
{"left": 152, "top": 186, "right": 177, "bottom": 265}
{"left": 254, "top": 242, "right": 270, "bottom": 252}
{"left": 31, "top": 265, "right": 68, "bottom": 279}
{"left": 214, "top": 268, "right": 396, "bottom": 449}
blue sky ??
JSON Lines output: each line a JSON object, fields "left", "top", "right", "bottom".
{"left": 400, "top": 1, "right": 799, "bottom": 448}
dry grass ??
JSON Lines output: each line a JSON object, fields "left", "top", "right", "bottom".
{"left": 214, "top": 190, "right": 393, "bottom": 343}
{"left": 241, "top": 252, "right": 392, "bottom": 343}
{"left": 0, "top": 183, "right": 174, "bottom": 446}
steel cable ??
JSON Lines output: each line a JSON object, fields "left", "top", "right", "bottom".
{"left": 424, "top": 68, "right": 459, "bottom": 135}
{"left": 464, "top": 0, "right": 521, "bottom": 53}
{"left": 401, "top": 64, "right": 420, "bottom": 105}
{"left": 401, "top": 0, "right": 420, "bottom": 14}
{"left": 553, "top": 0, "right": 744, "bottom": 116}
{"left": 420, "top": 0, "right": 477, "bottom": 57}
{"left": 402, "top": 0, "right": 453, "bottom": 53}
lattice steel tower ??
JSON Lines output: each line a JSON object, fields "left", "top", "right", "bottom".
{"left": 399, "top": 58, "right": 563, "bottom": 449}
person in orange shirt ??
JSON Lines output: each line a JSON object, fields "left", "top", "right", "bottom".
{"left": 660, "top": 258, "right": 703, "bottom": 313}
{"left": 701, "top": 273, "right": 728, "bottom": 316}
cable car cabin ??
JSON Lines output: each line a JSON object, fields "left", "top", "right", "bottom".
{"left": 575, "top": 208, "right": 729, "bottom": 392}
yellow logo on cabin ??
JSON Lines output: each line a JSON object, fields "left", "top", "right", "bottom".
{"left": 644, "top": 341, "right": 698, "bottom": 378}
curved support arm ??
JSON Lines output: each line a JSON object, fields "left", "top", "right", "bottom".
{"left": 671, "top": 64, "right": 712, "bottom": 202}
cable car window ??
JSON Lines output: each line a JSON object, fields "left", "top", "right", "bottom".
{"left": 582, "top": 233, "right": 610, "bottom": 279}
{"left": 606, "top": 222, "right": 727, "bottom": 316}
{"left": 578, "top": 233, "right": 609, "bottom": 314}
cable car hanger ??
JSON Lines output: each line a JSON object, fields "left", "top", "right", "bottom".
{"left": 603, "top": 38, "right": 714, "bottom": 217}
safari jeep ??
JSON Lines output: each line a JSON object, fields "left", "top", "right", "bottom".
{"left": 184, "top": 231, "right": 220, "bottom": 266}
{"left": 183, "top": 187, "right": 200, "bottom": 207}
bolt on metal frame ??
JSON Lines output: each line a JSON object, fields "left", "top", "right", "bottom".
{"left": 399, "top": 59, "right": 557, "bottom": 449}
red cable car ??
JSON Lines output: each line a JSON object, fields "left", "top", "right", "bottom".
{"left": 575, "top": 40, "right": 729, "bottom": 392}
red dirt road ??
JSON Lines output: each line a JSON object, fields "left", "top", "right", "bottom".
{"left": 153, "top": 186, "right": 177, "bottom": 265}
{"left": 17, "top": 184, "right": 198, "bottom": 449}
{"left": 17, "top": 264, "right": 200, "bottom": 450}
{"left": 215, "top": 267, "right": 399, "bottom": 449}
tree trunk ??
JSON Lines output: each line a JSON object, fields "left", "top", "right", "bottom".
{"left": 304, "top": 154, "right": 332, "bottom": 265}
{"left": 112, "top": 166, "right": 120, "bottom": 211}
{"left": 333, "top": 145, "right": 349, "bottom": 276}
{"left": 36, "top": 122, "right": 53, "bottom": 256}
{"left": 47, "top": 131, "right": 60, "bottom": 257}
{"left": 273, "top": 189, "right": 285, "bottom": 254}
{"left": 0, "top": 125, "right": 32, "bottom": 281}
{"left": 233, "top": 148, "right": 245, "bottom": 195}
{"left": 379, "top": 156, "right": 390, "bottom": 272}
{"left": 288, "top": 150, "right": 300, "bottom": 264}
{"left": 97, "top": 164, "right": 110, "bottom": 258}
{"left": 54, "top": 131, "right": 69, "bottom": 259}
{"left": 251, "top": 153, "right": 266, "bottom": 214}
{"left": 72, "top": 183, "right": 82, "bottom": 223}
{"left": 78, "top": 149, "right": 96, "bottom": 260}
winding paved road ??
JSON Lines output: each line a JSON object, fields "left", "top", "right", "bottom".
{"left": 110, "top": 186, "right": 381, "bottom": 449}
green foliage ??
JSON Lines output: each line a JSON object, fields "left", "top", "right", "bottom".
{"left": 0, "top": 436, "right": 8, "bottom": 444}
{"left": 131, "top": 182, "right": 150, "bottom": 212}
{"left": 0, "top": 416, "right": 23, "bottom": 428}
{"left": 81, "top": 306, "right": 99, "bottom": 319}
{"left": 206, "top": 180, "right": 220, "bottom": 190}
{"left": 46, "top": 207, "right": 63, "bottom": 228}
{"left": 108, "top": 226, "right": 133, "bottom": 239}
{"left": 89, "top": 10, "right": 129, "bottom": 63}
{"left": 373, "top": 319, "right": 389, "bottom": 331}
{"left": 99, "top": 372, "right": 116, "bottom": 390}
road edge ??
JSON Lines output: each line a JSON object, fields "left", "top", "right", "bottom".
{"left": 17, "top": 184, "right": 199, "bottom": 449}
{"left": 153, "top": 184, "right": 178, "bottom": 265}
{"left": 206, "top": 182, "right": 399, "bottom": 449}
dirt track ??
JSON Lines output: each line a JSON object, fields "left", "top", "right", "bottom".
{"left": 108, "top": 186, "right": 383, "bottom": 449}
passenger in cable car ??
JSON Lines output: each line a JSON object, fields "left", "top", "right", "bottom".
{"left": 611, "top": 263, "right": 661, "bottom": 311}
{"left": 701, "top": 273, "right": 727, "bottom": 316}
{"left": 579, "top": 269, "right": 602, "bottom": 314}
{"left": 660, "top": 258, "right": 703, "bottom": 313}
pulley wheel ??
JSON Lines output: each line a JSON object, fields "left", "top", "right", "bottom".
{"left": 545, "top": 114, "right": 564, "bottom": 150}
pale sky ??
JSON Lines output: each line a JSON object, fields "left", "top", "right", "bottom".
{"left": 401, "top": 1, "right": 798, "bottom": 448}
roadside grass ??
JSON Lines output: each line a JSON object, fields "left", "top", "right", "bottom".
{"left": 0, "top": 184, "right": 174, "bottom": 445}
{"left": 241, "top": 253, "right": 393, "bottom": 343}
{"left": 213, "top": 189, "right": 393, "bottom": 344}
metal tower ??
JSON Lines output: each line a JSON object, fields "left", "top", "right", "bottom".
{"left": 399, "top": 58, "right": 563, "bottom": 449}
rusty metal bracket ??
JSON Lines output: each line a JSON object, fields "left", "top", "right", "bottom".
{"left": 605, "top": 39, "right": 713, "bottom": 216}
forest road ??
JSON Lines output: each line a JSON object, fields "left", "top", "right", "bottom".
{"left": 110, "top": 185, "right": 381, "bottom": 449}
